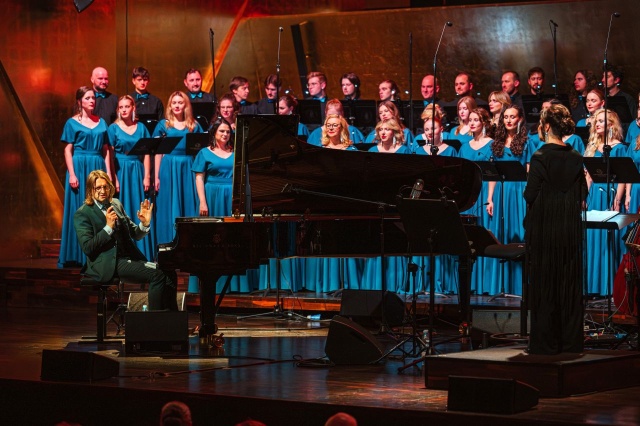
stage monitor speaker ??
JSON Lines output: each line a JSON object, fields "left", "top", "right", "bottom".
{"left": 447, "top": 375, "right": 539, "bottom": 414}
{"left": 125, "top": 311, "right": 189, "bottom": 355}
{"left": 128, "top": 292, "right": 186, "bottom": 312}
{"left": 325, "top": 315, "right": 385, "bottom": 365}
{"left": 41, "top": 349, "right": 119, "bottom": 382}
{"left": 340, "top": 289, "right": 405, "bottom": 327}
{"left": 471, "top": 309, "right": 529, "bottom": 347}
{"left": 74, "top": 0, "right": 94, "bottom": 13}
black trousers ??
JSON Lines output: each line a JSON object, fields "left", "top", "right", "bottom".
{"left": 115, "top": 257, "right": 178, "bottom": 311}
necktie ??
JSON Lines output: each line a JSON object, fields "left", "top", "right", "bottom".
{"left": 267, "top": 99, "right": 275, "bottom": 103}
{"left": 423, "top": 100, "right": 431, "bottom": 107}
{"left": 136, "top": 93, "right": 149, "bottom": 100}
{"left": 190, "top": 92, "right": 203, "bottom": 99}
{"left": 95, "top": 92, "right": 106, "bottom": 99}
{"left": 240, "top": 100, "right": 246, "bottom": 106}
{"left": 313, "top": 97, "right": 326, "bottom": 102}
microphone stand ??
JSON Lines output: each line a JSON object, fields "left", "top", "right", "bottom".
{"left": 601, "top": 12, "right": 620, "bottom": 324}
{"left": 549, "top": 20, "right": 558, "bottom": 97}
{"left": 209, "top": 29, "right": 217, "bottom": 101}
{"left": 408, "top": 32, "right": 414, "bottom": 144}
{"left": 431, "top": 22, "right": 452, "bottom": 155}
{"left": 275, "top": 26, "right": 283, "bottom": 114}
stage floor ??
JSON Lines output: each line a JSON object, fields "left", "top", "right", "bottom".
{"left": 1, "top": 306, "right": 639, "bottom": 426}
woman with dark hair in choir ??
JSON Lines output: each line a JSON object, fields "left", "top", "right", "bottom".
{"left": 217, "top": 92, "right": 240, "bottom": 131}
{"left": 449, "top": 96, "right": 477, "bottom": 145}
{"left": 153, "top": 91, "right": 204, "bottom": 292}
{"left": 378, "top": 79, "right": 400, "bottom": 102}
{"left": 415, "top": 116, "right": 457, "bottom": 156}
{"left": 107, "top": 95, "right": 154, "bottom": 260}
{"left": 368, "top": 118, "right": 410, "bottom": 153}
{"left": 278, "top": 94, "right": 310, "bottom": 138}
{"left": 624, "top": 92, "right": 640, "bottom": 144}
{"left": 457, "top": 108, "right": 495, "bottom": 293}
{"left": 524, "top": 103, "right": 587, "bottom": 355}
{"left": 365, "top": 101, "right": 414, "bottom": 149}
{"left": 341, "top": 72, "right": 361, "bottom": 101}
{"left": 488, "top": 104, "right": 531, "bottom": 296}
{"left": 487, "top": 91, "right": 511, "bottom": 138}
{"left": 58, "top": 86, "right": 112, "bottom": 268}
{"left": 584, "top": 109, "right": 626, "bottom": 296}
{"left": 570, "top": 69, "right": 598, "bottom": 124}
{"left": 321, "top": 114, "right": 357, "bottom": 150}
{"left": 575, "top": 89, "right": 605, "bottom": 128}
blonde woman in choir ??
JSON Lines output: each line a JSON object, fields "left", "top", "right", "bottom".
{"left": 365, "top": 101, "right": 414, "bottom": 149}
{"left": 575, "top": 89, "right": 605, "bottom": 128}
{"left": 584, "top": 109, "right": 626, "bottom": 296}
{"left": 450, "top": 96, "right": 477, "bottom": 144}
{"left": 58, "top": 86, "right": 112, "bottom": 268}
{"left": 487, "top": 91, "right": 511, "bottom": 137}
{"left": 320, "top": 114, "right": 356, "bottom": 150}
{"left": 368, "top": 118, "right": 410, "bottom": 153}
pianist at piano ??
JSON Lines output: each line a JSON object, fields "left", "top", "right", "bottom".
{"left": 74, "top": 170, "right": 178, "bottom": 311}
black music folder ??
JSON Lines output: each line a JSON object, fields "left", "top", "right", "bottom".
{"left": 126, "top": 137, "right": 181, "bottom": 156}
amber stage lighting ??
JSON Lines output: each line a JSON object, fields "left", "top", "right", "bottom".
{"left": 74, "top": 0, "right": 94, "bottom": 13}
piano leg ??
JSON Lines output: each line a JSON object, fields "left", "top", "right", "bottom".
{"left": 198, "top": 273, "right": 222, "bottom": 338}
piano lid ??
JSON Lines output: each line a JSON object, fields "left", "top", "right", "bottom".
{"left": 232, "top": 115, "right": 482, "bottom": 215}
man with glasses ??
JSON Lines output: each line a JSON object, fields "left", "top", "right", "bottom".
{"left": 306, "top": 71, "right": 329, "bottom": 123}
{"left": 74, "top": 170, "right": 178, "bottom": 310}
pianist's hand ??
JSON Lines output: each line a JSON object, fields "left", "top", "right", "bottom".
{"left": 137, "top": 199, "right": 153, "bottom": 227}
{"left": 199, "top": 202, "right": 209, "bottom": 217}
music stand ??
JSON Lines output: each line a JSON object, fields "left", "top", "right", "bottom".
{"left": 605, "top": 96, "right": 634, "bottom": 124}
{"left": 396, "top": 198, "right": 472, "bottom": 363}
{"left": 137, "top": 113, "right": 160, "bottom": 134}
{"left": 186, "top": 133, "right": 209, "bottom": 156}
{"left": 191, "top": 101, "right": 218, "bottom": 130}
{"left": 296, "top": 99, "right": 323, "bottom": 126}
{"left": 341, "top": 99, "right": 377, "bottom": 134}
{"left": 126, "top": 136, "right": 181, "bottom": 201}
{"left": 521, "top": 94, "right": 570, "bottom": 124}
{"left": 584, "top": 157, "right": 640, "bottom": 322}
{"left": 401, "top": 100, "right": 428, "bottom": 135}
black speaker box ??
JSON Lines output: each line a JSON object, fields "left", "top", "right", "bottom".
{"left": 325, "top": 315, "right": 385, "bottom": 365}
{"left": 41, "top": 349, "right": 119, "bottom": 382}
{"left": 340, "top": 290, "right": 405, "bottom": 327}
{"left": 471, "top": 309, "right": 530, "bottom": 347}
{"left": 125, "top": 311, "right": 189, "bottom": 355}
{"left": 447, "top": 375, "right": 539, "bottom": 414}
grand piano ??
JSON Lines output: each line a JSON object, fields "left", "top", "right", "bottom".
{"left": 158, "top": 114, "right": 483, "bottom": 338}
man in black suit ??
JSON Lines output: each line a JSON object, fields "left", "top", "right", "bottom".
{"left": 91, "top": 66, "right": 118, "bottom": 124}
{"left": 74, "top": 170, "right": 177, "bottom": 310}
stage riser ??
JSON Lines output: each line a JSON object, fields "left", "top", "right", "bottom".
{"left": 426, "top": 348, "right": 640, "bottom": 397}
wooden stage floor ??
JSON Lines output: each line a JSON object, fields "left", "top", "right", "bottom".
{"left": 0, "top": 306, "right": 639, "bottom": 426}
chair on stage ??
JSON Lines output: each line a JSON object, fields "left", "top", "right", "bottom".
{"left": 79, "top": 276, "right": 130, "bottom": 344}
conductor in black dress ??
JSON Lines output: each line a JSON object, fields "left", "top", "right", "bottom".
{"left": 524, "top": 104, "right": 587, "bottom": 355}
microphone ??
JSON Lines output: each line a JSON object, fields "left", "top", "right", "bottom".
{"left": 209, "top": 28, "right": 214, "bottom": 36}
{"left": 550, "top": 20, "right": 558, "bottom": 27}
{"left": 279, "top": 26, "right": 284, "bottom": 32}
{"left": 446, "top": 22, "right": 453, "bottom": 27}
{"left": 410, "top": 179, "right": 424, "bottom": 199}
{"left": 613, "top": 12, "right": 620, "bottom": 18}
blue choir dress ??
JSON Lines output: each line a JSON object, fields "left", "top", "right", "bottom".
{"left": 627, "top": 143, "right": 640, "bottom": 214}
{"left": 411, "top": 143, "right": 460, "bottom": 295}
{"left": 625, "top": 121, "right": 640, "bottom": 144}
{"left": 153, "top": 120, "right": 204, "bottom": 293}
{"left": 107, "top": 122, "right": 154, "bottom": 261}
{"left": 58, "top": 118, "right": 108, "bottom": 268}
{"left": 585, "top": 143, "right": 627, "bottom": 295}
{"left": 448, "top": 126, "right": 473, "bottom": 145}
{"left": 488, "top": 142, "right": 530, "bottom": 296}
{"left": 366, "top": 128, "right": 415, "bottom": 152}
{"left": 192, "top": 148, "right": 258, "bottom": 293}
{"left": 457, "top": 140, "right": 498, "bottom": 295}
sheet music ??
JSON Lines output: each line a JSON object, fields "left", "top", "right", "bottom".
{"left": 585, "top": 210, "right": 619, "bottom": 222}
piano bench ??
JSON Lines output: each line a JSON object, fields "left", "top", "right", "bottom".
{"left": 80, "top": 277, "right": 124, "bottom": 343}
{"left": 483, "top": 243, "right": 525, "bottom": 262}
